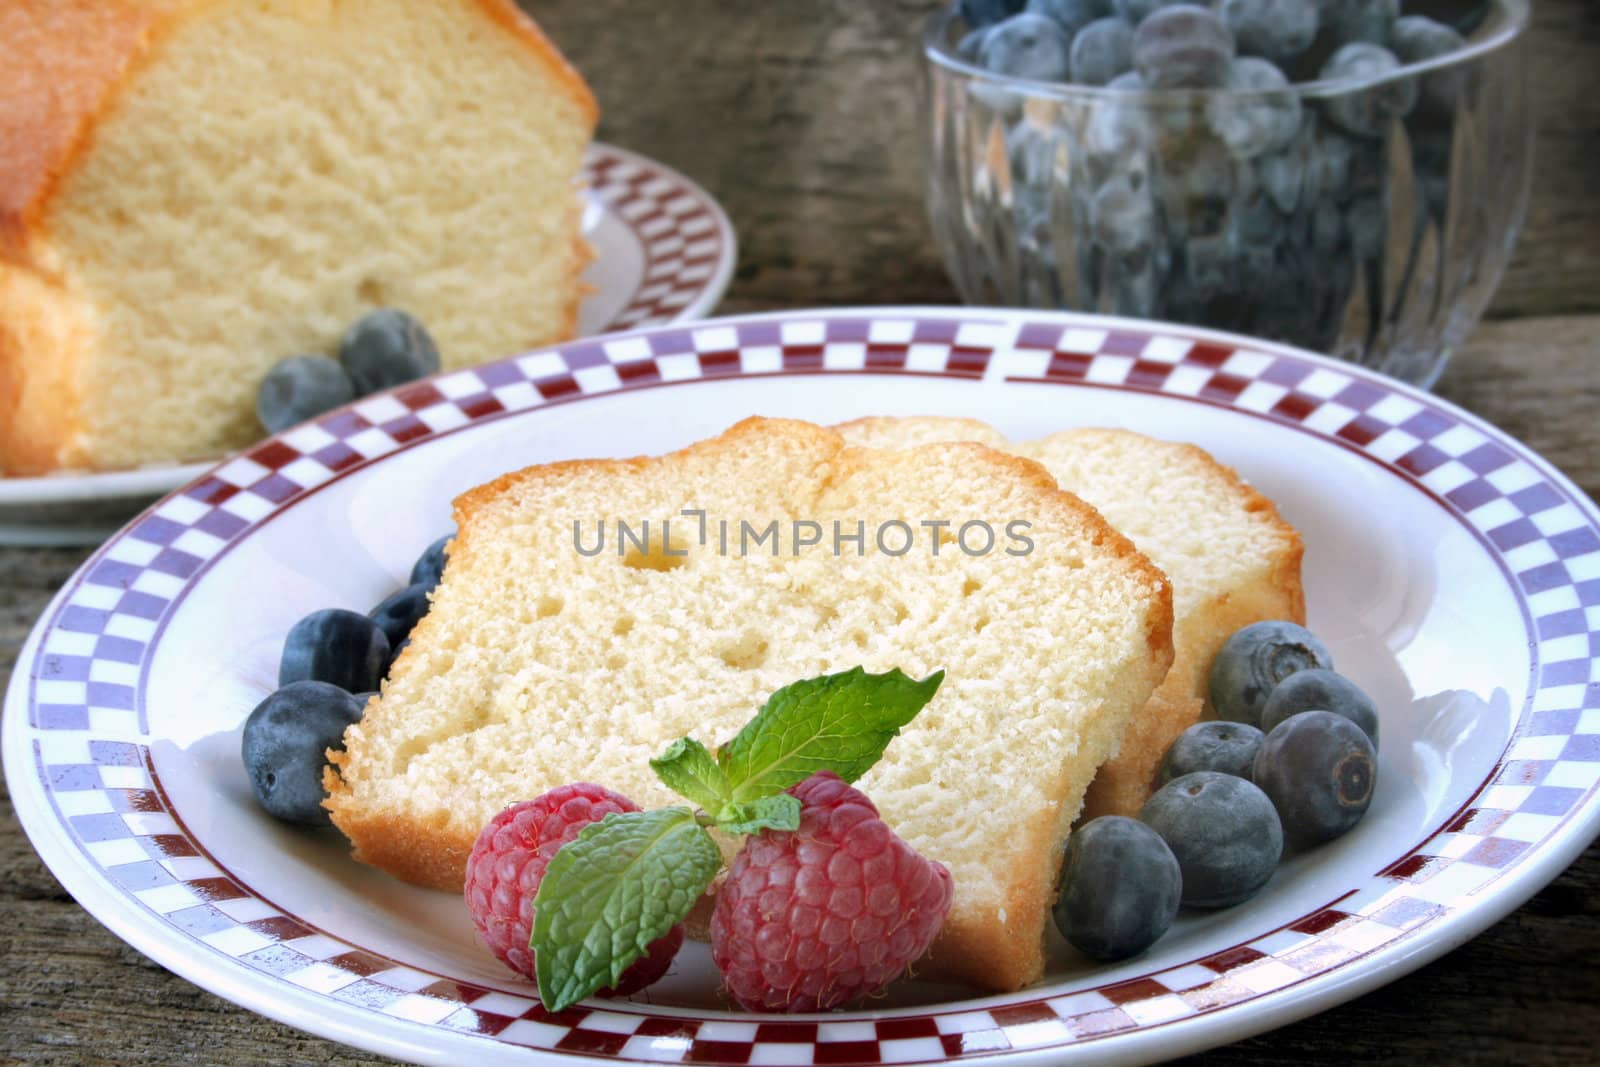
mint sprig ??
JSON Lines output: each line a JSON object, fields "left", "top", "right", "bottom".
{"left": 647, "top": 667, "right": 944, "bottom": 828}
{"left": 716, "top": 667, "right": 945, "bottom": 803}
{"left": 531, "top": 807, "right": 720, "bottom": 1012}
{"left": 647, "top": 737, "right": 729, "bottom": 814}
{"left": 529, "top": 666, "right": 944, "bottom": 1012}
{"left": 713, "top": 793, "right": 802, "bottom": 835}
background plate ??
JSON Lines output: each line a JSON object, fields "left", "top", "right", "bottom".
{"left": 0, "top": 141, "right": 735, "bottom": 546}
{"left": 6, "top": 308, "right": 1599, "bottom": 1066}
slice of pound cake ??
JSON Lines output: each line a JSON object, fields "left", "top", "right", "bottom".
{"left": 837, "top": 417, "right": 1305, "bottom": 820}
{"left": 326, "top": 417, "right": 1173, "bottom": 992}
{"left": 0, "top": 0, "right": 594, "bottom": 473}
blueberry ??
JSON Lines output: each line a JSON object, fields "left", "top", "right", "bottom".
{"left": 1140, "top": 771, "right": 1282, "bottom": 907}
{"left": 1253, "top": 710, "right": 1377, "bottom": 845}
{"left": 1054, "top": 816, "right": 1182, "bottom": 960}
{"left": 1209, "top": 620, "right": 1333, "bottom": 727}
{"left": 1160, "top": 721, "right": 1265, "bottom": 783}
{"left": 1012, "top": 191, "right": 1051, "bottom": 243}
{"left": 1008, "top": 119, "right": 1059, "bottom": 191}
{"left": 957, "top": 25, "right": 991, "bottom": 61}
{"left": 1257, "top": 140, "right": 1305, "bottom": 213}
{"left": 960, "top": 0, "right": 1028, "bottom": 30}
{"left": 1182, "top": 235, "right": 1236, "bottom": 299}
{"left": 1162, "top": 136, "right": 1235, "bottom": 242}
{"left": 1219, "top": 0, "right": 1318, "bottom": 62}
{"left": 410, "top": 534, "right": 451, "bottom": 589}
{"left": 1017, "top": 208, "right": 1060, "bottom": 281}
{"left": 1025, "top": 0, "right": 1110, "bottom": 37}
{"left": 1085, "top": 81, "right": 1155, "bottom": 166}
{"left": 1319, "top": 0, "right": 1399, "bottom": 46}
{"left": 1110, "top": 258, "right": 1160, "bottom": 317}
{"left": 1132, "top": 5, "right": 1235, "bottom": 90}
{"left": 1319, "top": 43, "right": 1417, "bottom": 136}
{"left": 1343, "top": 131, "right": 1388, "bottom": 198}
{"left": 279, "top": 608, "right": 391, "bottom": 693}
{"left": 1227, "top": 207, "right": 1279, "bottom": 284}
{"left": 1453, "top": 2, "right": 1492, "bottom": 37}
{"left": 1091, "top": 173, "right": 1158, "bottom": 253}
{"left": 1309, "top": 199, "right": 1344, "bottom": 251}
{"left": 1208, "top": 57, "right": 1303, "bottom": 158}
{"left": 241, "top": 681, "right": 364, "bottom": 825}
{"left": 1112, "top": 0, "right": 1186, "bottom": 24}
{"left": 369, "top": 583, "right": 431, "bottom": 649}
{"left": 1069, "top": 17, "right": 1135, "bottom": 85}
{"left": 1260, "top": 667, "right": 1379, "bottom": 746}
{"left": 1399, "top": 0, "right": 1490, "bottom": 38}
{"left": 1390, "top": 13, "right": 1464, "bottom": 62}
{"left": 1302, "top": 117, "right": 1357, "bottom": 201}
{"left": 1242, "top": 188, "right": 1294, "bottom": 240}
{"left": 1390, "top": 15, "right": 1466, "bottom": 118}
{"left": 256, "top": 355, "right": 356, "bottom": 434}
{"left": 338, "top": 308, "right": 441, "bottom": 396}
{"left": 979, "top": 13, "right": 1074, "bottom": 82}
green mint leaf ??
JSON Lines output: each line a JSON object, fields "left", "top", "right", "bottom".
{"left": 649, "top": 737, "right": 730, "bottom": 813}
{"left": 531, "top": 807, "right": 720, "bottom": 1012}
{"left": 712, "top": 792, "right": 801, "bottom": 835}
{"left": 717, "top": 667, "right": 944, "bottom": 803}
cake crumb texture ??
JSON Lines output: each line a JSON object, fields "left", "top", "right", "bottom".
{"left": 837, "top": 416, "right": 1306, "bottom": 820}
{"left": 0, "top": 0, "right": 595, "bottom": 473}
{"left": 327, "top": 417, "right": 1174, "bottom": 992}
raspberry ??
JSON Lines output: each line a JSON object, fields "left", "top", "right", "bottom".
{"left": 463, "top": 783, "right": 684, "bottom": 993}
{"left": 710, "top": 770, "right": 953, "bottom": 1012}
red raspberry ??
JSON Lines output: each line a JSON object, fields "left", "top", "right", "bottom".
{"left": 463, "top": 783, "right": 684, "bottom": 993}
{"left": 710, "top": 770, "right": 954, "bottom": 1012}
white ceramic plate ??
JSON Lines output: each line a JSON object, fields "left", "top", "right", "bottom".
{"left": 7, "top": 308, "right": 1599, "bottom": 1066}
{"left": 0, "top": 141, "right": 735, "bottom": 547}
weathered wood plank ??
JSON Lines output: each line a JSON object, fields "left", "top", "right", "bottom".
{"left": 3, "top": 1, "right": 1597, "bottom": 1057}
{"left": 528, "top": 0, "right": 1600, "bottom": 320}
{"left": 2, "top": 312, "right": 1596, "bottom": 1064}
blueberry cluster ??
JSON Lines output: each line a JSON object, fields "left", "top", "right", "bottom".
{"left": 1054, "top": 619, "right": 1380, "bottom": 961}
{"left": 240, "top": 533, "right": 452, "bottom": 825}
{"left": 952, "top": 0, "right": 1484, "bottom": 356}
{"left": 256, "top": 308, "right": 441, "bottom": 434}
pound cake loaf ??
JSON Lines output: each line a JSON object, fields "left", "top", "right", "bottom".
{"left": 327, "top": 417, "right": 1174, "bottom": 992}
{"left": 837, "top": 417, "right": 1305, "bottom": 820}
{"left": 0, "top": 0, "right": 595, "bottom": 474}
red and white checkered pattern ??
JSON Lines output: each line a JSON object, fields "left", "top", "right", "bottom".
{"left": 20, "top": 310, "right": 1600, "bottom": 1064}
{"left": 585, "top": 144, "right": 731, "bottom": 331}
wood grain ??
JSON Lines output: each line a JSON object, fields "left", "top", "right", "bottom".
{"left": 2, "top": 315, "right": 1597, "bottom": 1065}
{"left": 3, "top": 0, "right": 1599, "bottom": 1061}
{"left": 528, "top": 0, "right": 1600, "bottom": 321}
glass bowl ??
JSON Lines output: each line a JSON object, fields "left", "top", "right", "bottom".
{"left": 920, "top": 0, "right": 1532, "bottom": 387}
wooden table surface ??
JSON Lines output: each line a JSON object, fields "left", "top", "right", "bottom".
{"left": 4, "top": 2, "right": 1598, "bottom": 1064}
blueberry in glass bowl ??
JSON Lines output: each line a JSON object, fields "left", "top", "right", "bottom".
{"left": 920, "top": 0, "right": 1531, "bottom": 387}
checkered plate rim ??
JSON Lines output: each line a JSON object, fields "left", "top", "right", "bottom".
{"left": 585, "top": 142, "right": 734, "bottom": 332}
{"left": 0, "top": 140, "right": 733, "bottom": 507}
{"left": 8, "top": 308, "right": 1599, "bottom": 1067}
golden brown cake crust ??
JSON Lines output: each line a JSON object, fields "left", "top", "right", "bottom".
{"left": 0, "top": 0, "right": 595, "bottom": 269}
{"left": 327, "top": 417, "right": 1175, "bottom": 993}
{"left": 833, "top": 419, "right": 1306, "bottom": 824}
{"left": 475, "top": 0, "right": 598, "bottom": 128}
{"left": 1069, "top": 429, "right": 1305, "bottom": 817}
{"left": 0, "top": 0, "right": 596, "bottom": 475}
{"left": 0, "top": 1, "right": 173, "bottom": 268}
